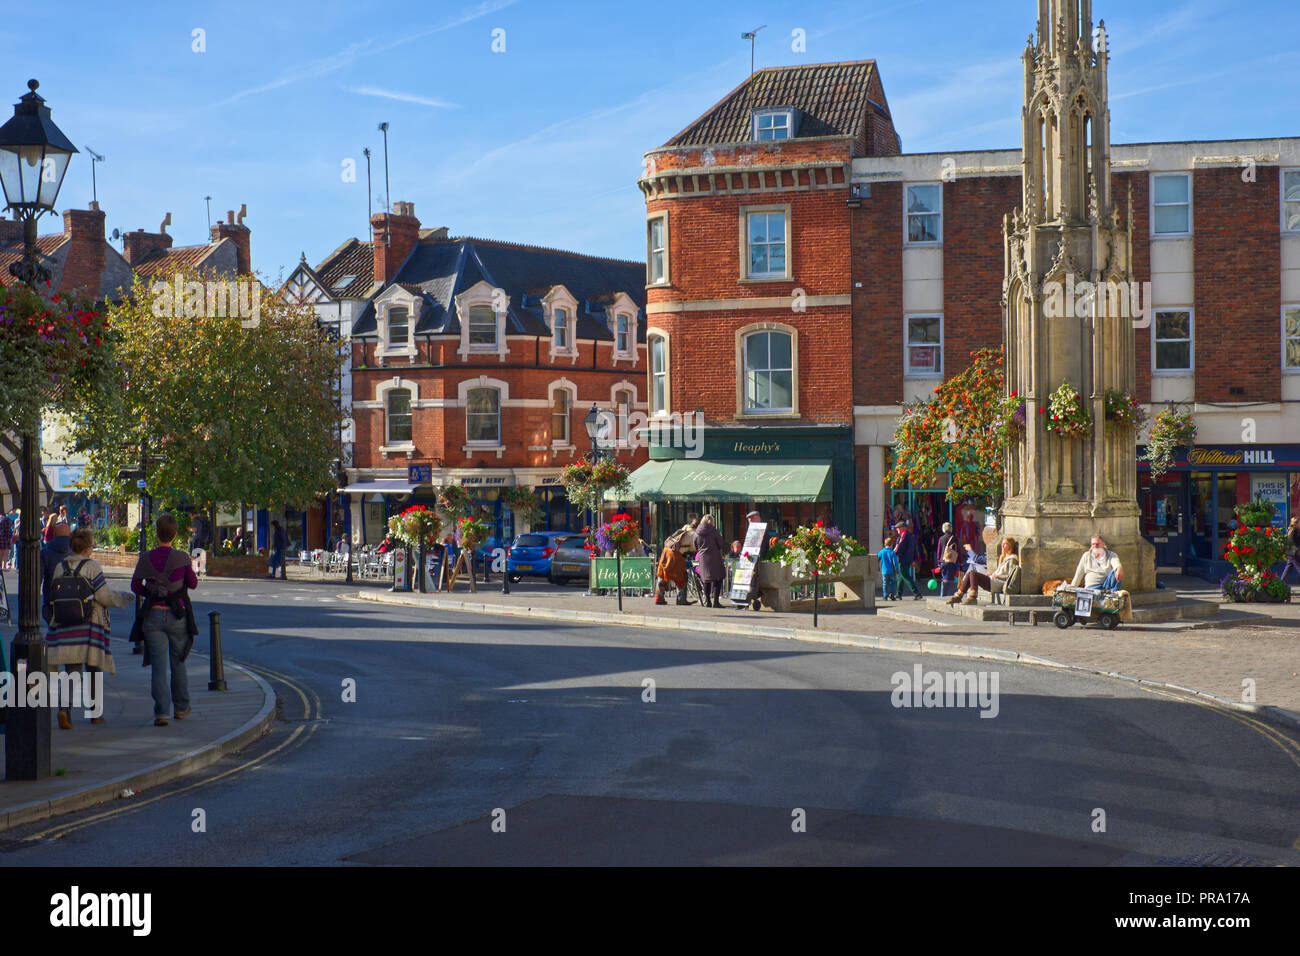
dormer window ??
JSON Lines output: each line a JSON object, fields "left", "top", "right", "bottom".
{"left": 375, "top": 287, "right": 420, "bottom": 362}
{"left": 554, "top": 308, "right": 569, "bottom": 350}
{"left": 542, "top": 284, "right": 579, "bottom": 361}
{"left": 387, "top": 307, "right": 409, "bottom": 350}
{"left": 468, "top": 305, "right": 497, "bottom": 349}
{"left": 615, "top": 314, "right": 630, "bottom": 355}
{"left": 752, "top": 109, "right": 796, "bottom": 141}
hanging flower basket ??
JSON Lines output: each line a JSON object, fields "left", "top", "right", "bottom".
{"left": 1147, "top": 408, "right": 1197, "bottom": 480}
{"left": 595, "top": 513, "right": 639, "bottom": 555}
{"left": 1043, "top": 382, "right": 1092, "bottom": 439}
{"left": 1103, "top": 389, "right": 1146, "bottom": 431}
{"left": 773, "top": 521, "right": 864, "bottom": 579}
{"left": 455, "top": 515, "right": 489, "bottom": 550}
{"left": 393, "top": 504, "right": 441, "bottom": 550}
{"left": 437, "top": 483, "right": 473, "bottom": 518}
{"left": 502, "top": 486, "right": 542, "bottom": 525}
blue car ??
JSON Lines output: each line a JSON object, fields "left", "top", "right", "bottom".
{"left": 506, "top": 531, "right": 575, "bottom": 582}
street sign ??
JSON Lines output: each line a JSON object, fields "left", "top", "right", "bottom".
{"left": 591, "top": 557, "right": 653, "bottom": 590}
{"left": 409, "top": 463, "right": 432, "bottom": 484}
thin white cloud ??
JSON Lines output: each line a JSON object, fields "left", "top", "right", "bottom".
{"left": 347, "top": 87, "right": 457, "bottom": 109}
{"left": 212, "top": 0, "right": 516, "bottom": 107}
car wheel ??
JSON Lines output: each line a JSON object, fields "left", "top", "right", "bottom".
{"left": 552, "top": 576, "right": 566, "bottom": 587}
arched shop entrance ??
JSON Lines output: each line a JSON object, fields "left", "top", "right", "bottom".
{"left": 886, "top": 478, "right": 991, "bottom": 576}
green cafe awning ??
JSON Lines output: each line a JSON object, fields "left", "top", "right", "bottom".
{"left": 608, "top": 459, "right": 832, "bottom": 503}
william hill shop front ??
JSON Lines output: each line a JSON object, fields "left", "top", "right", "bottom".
{"left": 1138, "top": 444, "right": 1300, "bottom": 581}
{"left": 622, "top": 425, "right": 856, "bottom": 550}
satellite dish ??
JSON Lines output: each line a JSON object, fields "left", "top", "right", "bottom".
{"left": 111, "top": 228, "right": 120, "bottom": 241}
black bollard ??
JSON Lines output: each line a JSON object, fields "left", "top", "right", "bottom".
{"left": 501, "top": 548, "right": 510, "bottom": 595}
{"left": 208, "top": 611, "right": 227, "bottom": 691}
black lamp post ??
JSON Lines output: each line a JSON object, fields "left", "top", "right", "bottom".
{"left": 1, "top": 80, "right": 78, "bottom": 780}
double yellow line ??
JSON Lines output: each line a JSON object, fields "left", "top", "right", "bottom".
{"left": 19, "top": 660, "right": 322, "bottom": 845}
{"left": 1138, "top": 684, "right": 1300, "bottom": 851}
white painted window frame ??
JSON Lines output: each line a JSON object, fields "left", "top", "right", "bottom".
{"left": 1152, "top": 307, "right": 1194, "bottom": 374}
{"left": 1151, "top": 172, "right": 1193, "bottom": 238}
{"left": 903, "top": 313, "right": 944, "bottom": 378}
{"left": 904, "top": 182, "right": 943, "bottom": 246}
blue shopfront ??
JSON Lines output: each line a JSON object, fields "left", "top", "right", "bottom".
{"left": 1138, "top": 445, "right": 1300, "bottom": 582}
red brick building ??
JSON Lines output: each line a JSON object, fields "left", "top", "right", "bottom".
{"left": 642, "top": 44, "right": 1299, "bottom": 579}
{"left": 312, "top": 203, "right": 650, "bottom": 545}
{"left": 635, "top": 61, "right": 900, "bottom": 545}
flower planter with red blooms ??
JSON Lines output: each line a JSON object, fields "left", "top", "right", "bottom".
{"left": 595, "top": 513, "right": 639, "bottom": 555}
{"left": 393, "top": 505, "right": 441, "bottom": 550}
{"left": 0, "top": 282, "right": 118, "bottom": 436}
{"left": 1221, "top": 499, "right": 1293, "bottom": 603}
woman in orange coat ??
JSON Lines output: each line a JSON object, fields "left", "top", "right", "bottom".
{"left": 654, "top": 525, "right": 695, "bottom": 605}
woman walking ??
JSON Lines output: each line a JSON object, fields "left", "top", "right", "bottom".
{"left": 132, "top": 513, "right": 200, "bottom": 726}
{"left": 1281, "top": 516, "right": 1300, "bottom": 585}
{"left": 47, "top": 528, "right": 134, "bottom": 728}
{"left": 693, "top": 515, "right": 727, "bottom": 608}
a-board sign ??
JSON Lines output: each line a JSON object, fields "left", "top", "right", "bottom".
{"left": 727, "top": 522, "right": 768, "bottom": 603}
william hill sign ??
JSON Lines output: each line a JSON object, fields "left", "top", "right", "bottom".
{"left": 1186, "top": 448, "right": 1276, "bottom": 466}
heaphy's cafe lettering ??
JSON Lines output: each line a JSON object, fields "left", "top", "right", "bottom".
{"left": 1186, "top": 448, "right": 1277, "bottom": 466}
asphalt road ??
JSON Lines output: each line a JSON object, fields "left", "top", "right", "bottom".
{"left": 3, "top": 576, "right": 1299, "bottom": 866}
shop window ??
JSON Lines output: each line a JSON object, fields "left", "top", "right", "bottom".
{"left": 466, "top": 387, "right": 500, "bottom": 443}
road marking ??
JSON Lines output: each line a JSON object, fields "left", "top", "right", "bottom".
{"left": 1137, "top": 684, "right": 1300, "bottom": 854}
{"left": 20, "top": 661, "right": 322, "bottom": 844}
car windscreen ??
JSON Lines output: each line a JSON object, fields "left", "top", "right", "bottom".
{"left": 514, "top": 534, "right": 552, "bottom": 548}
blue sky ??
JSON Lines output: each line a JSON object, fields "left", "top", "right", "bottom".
{"left": 7, "top": 0, "right": 1297, "bottom": 281}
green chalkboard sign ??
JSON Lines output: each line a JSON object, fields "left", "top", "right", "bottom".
{"left": 590, "top": 557, "right": 654, "bottom": 590}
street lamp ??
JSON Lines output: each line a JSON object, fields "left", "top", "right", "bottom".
{"left": 0, "top": 80, "right": 78, "bottom": 780}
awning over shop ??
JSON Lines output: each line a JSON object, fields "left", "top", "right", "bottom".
{"left": 611, "top": 459, "right": 832, "bottom": 503}
{"left": 340, "top": 480, "right": 423, "bottom": 496}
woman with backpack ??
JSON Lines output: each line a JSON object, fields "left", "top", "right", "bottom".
{"left": 131, "top": 513, "right": 200, "bottom": 726}
{"left": 46, "top": 528, "right": 134, "bottom": 729}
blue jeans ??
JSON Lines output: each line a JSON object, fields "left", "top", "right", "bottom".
{"left": 1100, "top": 571, "right": 1120, "bottom": 591}
{"left": 881, "top": 572, "right": 898, "bottom": 599}
{"left": 143, "top": 607, "right": 190, "bottom": 718}
{"left": 268, "top": 548, "right": 286, "bottom": 578}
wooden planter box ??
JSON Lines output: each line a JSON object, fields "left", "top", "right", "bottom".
{"left": 207, "top": 554, "right": 270, "bottom": 578}
{"left": 755, "top": 554, "right": 878, "bottom": 613}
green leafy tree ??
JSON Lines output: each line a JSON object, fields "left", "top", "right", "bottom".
{"left": 66, "top": 268, "right": 343, "bottom": 531}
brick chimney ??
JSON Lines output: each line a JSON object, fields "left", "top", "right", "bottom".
{"left": 210, "top": 204, "right": 252, "bottom": 275}
{"left": 0, "top": 215, "right": 23, "bottom": 246}
{"left": 122, "top": 218, "right": 173, "bottom": 267}
{"left": 58, "top": 202, "right": 107, "bottom": 297}
{"left": 371, "top": 201, "right": 420, "bottom": 285}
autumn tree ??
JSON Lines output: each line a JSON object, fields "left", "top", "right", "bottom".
{"left": 65, "top": 268, "right": 343, "bottom": 536}
{"left": 887, "top": 347, "right": 1016, "bottom": 506}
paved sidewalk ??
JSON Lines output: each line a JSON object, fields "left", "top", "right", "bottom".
{"left": 0, "top": 636, "right": 275, "bottom": 832}
{"left": 354, "top": 574, "right": 1300, "bottom": 724}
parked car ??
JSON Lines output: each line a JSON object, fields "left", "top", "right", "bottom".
{"left": 506, "top": 531, "right": 574, "bottom": 582}
{"left": 548, "top": 535, "right": 593, "bottom": 586}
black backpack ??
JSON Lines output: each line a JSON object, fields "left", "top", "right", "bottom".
{"left": 47, "top": 559, "right": 96, "bottom": 626}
